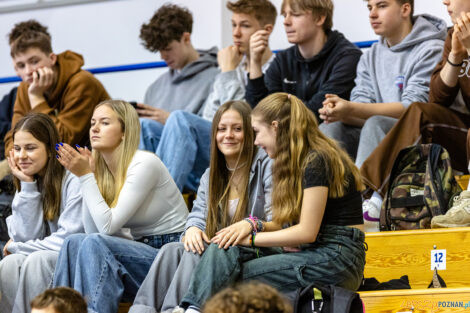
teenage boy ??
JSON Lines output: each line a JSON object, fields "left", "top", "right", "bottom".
{"left": 360, "top": 0, "right": 470, "bottom": 229}
{"left": 245, "top": 0, "right": 362, "bottom": 118}
{"left": 0, "top": 20, "right": 109, "bottom": 180}
{"left": 319, "top": 0, "right": 446, "bottom": 165}
{"left": 137, "top": 4, "right": 219, "bottom": 153}
{"left": 154, "top": 0, "right": 277, "bottom": 192}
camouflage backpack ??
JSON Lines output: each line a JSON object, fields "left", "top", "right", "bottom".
{"left": 379, "top": 144, "right": 461, "bottom": 231}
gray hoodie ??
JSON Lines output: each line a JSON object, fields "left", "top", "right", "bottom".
{"left": 6, "top": 171, "right": 84, "bottom": 255}
{"left": 351, "top": 14, "right": 447, "bottom": 107}
{"left": 144, "top": 47, "right": 219, "bottom": 116}
{"left": 183, "top": 148, "right": 272, "bottom": 236}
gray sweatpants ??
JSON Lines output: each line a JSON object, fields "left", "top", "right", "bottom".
{"left": 0, "top": 250, "right": 58, "bottom": 313}
{"left": 129, "top": 242, "right": 203, "bottom": 313}
{"left": 319, "top": 116, "right": 397, "bottom": 167}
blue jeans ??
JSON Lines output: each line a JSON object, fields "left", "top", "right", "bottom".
{"left": 53, "top": 232, "right": 181, "bottom": 313}
{"left": 156, "top": 111, "right": 211, "bottom": 192}
{"left": 139, "top": 118, "right": 164, "bottom": 152}
{"left": 181, "top": 225, "right": 366, "bottom": 308}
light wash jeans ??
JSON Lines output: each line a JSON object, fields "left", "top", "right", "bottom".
{"left": 53, "top": 232, "right": 181, "bottom": 313}
{"left": 181, "top": 225, "right": 366, "bottom": 308}
{"left": 155, "top": 111, "right": 211, "bottom": 192}
{"left": 0, "top": 250, "right": 58, "bottom": 313}
{"left": 139, "top": 118, "right": 164, "bottom": 153}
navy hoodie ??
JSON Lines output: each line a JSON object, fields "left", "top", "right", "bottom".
{"left": 245, "top": 30, "right": 362, "bottom": 118}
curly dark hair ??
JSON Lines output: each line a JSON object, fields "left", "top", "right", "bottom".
{"left": 203, "top": 282, "right": 293, "bottom": 313}
{"left": 140, "top": 4, "right": 193, "bottom": 52}
{"left": 8, "top": 19, "right": 52, "bottom": 57}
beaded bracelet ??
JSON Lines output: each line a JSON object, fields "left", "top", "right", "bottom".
{"left": 256, "top": 219, "right": 264, "bottom": 232}
{"left": 243, "top": 218, "right": 256, "bottom": 232}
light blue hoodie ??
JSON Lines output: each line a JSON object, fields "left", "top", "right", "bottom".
{"left": 351, "top": 14, "right": 447, "bottom": 108}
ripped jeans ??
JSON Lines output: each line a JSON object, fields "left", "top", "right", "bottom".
{"left": 181, "top": 225, "right": 366, "bottom": 308}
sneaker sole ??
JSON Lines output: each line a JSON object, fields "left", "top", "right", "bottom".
{"left": 364, "top": 211, "right": 380, "bottom": 222}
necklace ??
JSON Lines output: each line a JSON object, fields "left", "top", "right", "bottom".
{"left": 226, "top": 162, "right": 247, "bottom": 172}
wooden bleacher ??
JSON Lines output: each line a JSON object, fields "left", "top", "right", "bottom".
{"left": 361, "top": 288, "right": 470, "bottom": 313}
{"left": 361, "top": 227, "right": 470, "bottom": 313}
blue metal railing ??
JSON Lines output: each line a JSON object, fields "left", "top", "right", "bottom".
{"left": 0, "top": 40, "right": 377, "bottom": 84}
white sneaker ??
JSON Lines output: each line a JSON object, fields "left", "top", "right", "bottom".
{"left": 363, "top": 199, "right": 381, "bottom": 232}
{"left": 160, "top": 307, "right": 184, "bottom": 313}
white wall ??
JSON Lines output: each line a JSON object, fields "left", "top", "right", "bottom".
{"left": 0, "top": 0, "right": 453, "bottom": 101}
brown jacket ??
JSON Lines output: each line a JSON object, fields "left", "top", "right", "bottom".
{"left": 429, "top": 28, "right": 470, "bottom": 110}
{"left": 4, "top": 50, "right": 109, "bottom": 155}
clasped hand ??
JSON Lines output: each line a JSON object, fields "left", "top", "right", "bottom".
{"left": 319, "top": 94, "right": 351, "bottom": 123}
{"left": 56, "top": 143, "right": 94, "bottom": 177}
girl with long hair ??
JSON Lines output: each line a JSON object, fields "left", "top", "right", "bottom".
{"left": 0, "top": 113, "right": 83, "bottom": 313}
{"left": 180, "top": 93, "right": 366, "bottom": 311}
{"left": 52, "top": 100, "right": 188, "bottom": 313}
{"left": 129, "top": 100, "right": 272, "bottom": 313}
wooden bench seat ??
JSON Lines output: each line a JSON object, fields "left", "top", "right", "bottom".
{"left": 364, "top": 227, "right": 470, "bottom": 289}
{"left": 360, "top": 287, "right": 470, "bottom": 313}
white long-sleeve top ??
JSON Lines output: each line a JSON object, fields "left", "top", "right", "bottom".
{"left": 80, "top": 150, "right": 188, "bottom": 239}
{"left": 6, "top": 171, "right": 84, "bottom": 255}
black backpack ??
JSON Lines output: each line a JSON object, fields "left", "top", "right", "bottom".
{"left": 292, "top": 283, "right": 363, "bottom": 313}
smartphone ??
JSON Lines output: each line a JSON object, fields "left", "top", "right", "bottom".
{"left": 129, "top": 101, "right": 138, "bottom": 109}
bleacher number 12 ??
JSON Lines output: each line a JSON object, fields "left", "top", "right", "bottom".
{"left": 431, "top": 249, "right": 446, "bottom": 270}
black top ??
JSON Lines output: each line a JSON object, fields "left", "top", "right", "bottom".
{"left": 302, "top": 153, "right": 363, "bottom": 227}
{"left": 245, "top": 30, "right": 362, "bottom": 119}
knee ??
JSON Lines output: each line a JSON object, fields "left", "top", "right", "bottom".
{"left": 160, "top": 242, "right": 185, "bottom": 255}
{"left": 362, "top": 116, "right": 386, "bottom": 133}
{"left": 22, "top": 250, "right": 58, "bottom": 272}
{"left": 63, "top": 233, "right": 87, "bottom": 250}
{"left": 165, "top": 110, "right": 191, "bottom": 130}
{"left": 80, "top": 233, "right": 107, "bottom": 251}
{"left": 0, "top": 254, "right": 25, "bottom": 273}
{"left": 319, "top": 121, "right": 343, "bottom": 138}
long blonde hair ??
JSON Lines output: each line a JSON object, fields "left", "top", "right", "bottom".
{"left": 205, "top": 101, "right": 255, "bottom": 238}
{"left": 92, "top": 100, "right": 140, "bottom": 207}
{"left": 252, "top": 93, "right": 363, "bottom": 226}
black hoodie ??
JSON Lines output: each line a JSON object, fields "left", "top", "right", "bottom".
{"left": 245, "top": 30, "right": 362, "bottom": 118}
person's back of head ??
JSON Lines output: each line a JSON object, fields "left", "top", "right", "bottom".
{"left": 227, "top": 0, "right": 277, "bottom": 27}
{"left": 203, "top": 281, "right": 293, "bottom": 313}
{"left": 30, "top": 287, "right": 87, "bottom": 313}
{"left": 9, "top": 20, "right": 52, "bottom": 57}
{"left": 281, "top": 0, "right": 334, "bottom": 32}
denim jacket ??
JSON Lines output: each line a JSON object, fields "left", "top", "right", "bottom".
{"left": 182, "top": 148, "right": 272, "bottom": 236}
